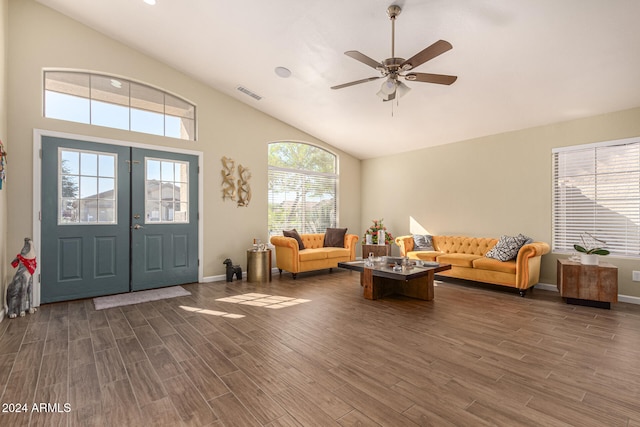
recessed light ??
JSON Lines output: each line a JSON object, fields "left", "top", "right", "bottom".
{"left": 143, "top": 0, "right": 156, "bottom": 5}
{"left": 275, "top": 67, "right": 291, "bottom": 78}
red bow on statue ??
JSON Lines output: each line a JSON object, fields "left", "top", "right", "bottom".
{"left": 11, "top": 254, "right": 37, "bottom": 275}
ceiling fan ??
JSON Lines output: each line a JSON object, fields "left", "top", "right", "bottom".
{"left": 331, "top": 4, "right": 457, "bottom": 102}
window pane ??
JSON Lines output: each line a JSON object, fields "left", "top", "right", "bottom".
{"left": 60, "top": 198, "right": 78, "bottom": 223}
{"left": 161, "top": 161, "right": 174, "bottom": 181}
{"left": 166, "top": 116, "right": 194, "bottom": 140}
{"left": 99, "top": 155, "right": 115, "bottom": 178}
{"left": 165, "top": 93, "right": 194, "bottom": 119}
{"left": 146, "top": 201, "right": 161, "bottom": 222}
{"left": 79, "top": 199, "right": 97, "bottom": 222}
{"left": 91, "top": 100, "right": 129, "bottom": 130}
{"left": 80, "top": 176, "right": 98, "bottom": 199}
{"left": 97, "top": 199, "right": 115, "bottom": 222}
{"left": 131, "top": 83, "right": 164, "bottom": 113}
{"left": 147, "top": 160, "right": 161, "bottom": 180}
{"left": 91, "top": 75, "right": 129, "bottom": 106}
{"left": 45, "top": 71, "right": 90, "bottom": 98}
{"left": 80, "top": 153, "right": 98, "bottom": 176}
{"left": 131, "top": 108, "right": 164, "bottom": 136}
{"left": 98, "top": 178, "right": 114, "bottom": 196}
{"left": 45, "top": 91, "right": 90, "bottom": 124}
{"left": 61, "top": 151, "right": 79, "bottom": 174}
{"left": 61, "top": 175, "right": 79, "bottom": 198}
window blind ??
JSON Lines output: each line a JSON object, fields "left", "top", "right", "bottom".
{"left": 552, "top": 139, "right": 640, "bottom": 256}
{"left": 268, "top": 168, "right": 336, "bottom": 235}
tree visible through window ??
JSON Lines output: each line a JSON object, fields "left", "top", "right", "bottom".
{"left": 268, "top": 142, "right": 337, "bottom": 235}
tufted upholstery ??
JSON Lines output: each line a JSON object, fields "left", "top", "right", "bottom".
{"left": 395, "top": 235, "right": 550, "bottom": 293}
{"left": 270, "top": 232, "right": 358, "bottom": 278}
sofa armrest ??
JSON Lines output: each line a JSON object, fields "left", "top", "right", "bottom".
{"left": 344, "top": 234, "right": 359, "bottom": 260}
{"left": 270, "top": 236, "right": 300, "bottom": 273}
{"left": 515, "top": 242, "right": 551, "bottom": 289}
{"left": 395, "top": 235, "right": 414, "bottom": 256}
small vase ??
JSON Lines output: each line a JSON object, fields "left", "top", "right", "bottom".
{"left": 378, "top": 230, "right": 385, "bottom": 246}
{"left": 366, "top": 234, "right": 373, "bottom": 245}
{"left": 580, "top": 253, "right": 599, "bottom": 265}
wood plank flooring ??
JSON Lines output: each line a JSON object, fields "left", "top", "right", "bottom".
{"left": 1, "top": 270, "right": 640, "bottom": 426}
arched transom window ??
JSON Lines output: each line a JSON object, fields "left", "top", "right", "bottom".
{"left": 44, "top": 70, "right": 196, "bottom": 141}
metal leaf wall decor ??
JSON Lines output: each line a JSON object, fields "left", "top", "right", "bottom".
{"left": 220, "top": 156, "right": 251, "bottom": 207}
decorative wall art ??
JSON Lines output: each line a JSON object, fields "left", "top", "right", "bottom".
{"left": 220, "top": 156, "right": 252, "bottom": 207}
{"left": 221, "top": 156, "right": 236, "bottom": 201}
{"left": 237, "top": 164, "right": 252, "bottom": 207}
{"left": 0, "top": 139, "right": 6, "bottom": 190}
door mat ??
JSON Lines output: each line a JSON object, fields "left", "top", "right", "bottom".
{"left": 93, "top": 286, "right": 191, "bottom": 310}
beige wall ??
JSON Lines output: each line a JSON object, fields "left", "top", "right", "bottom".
{"left": 0, "top": 0, "right": 7, "bottom": 316}
{"left": 6, "top": 0, "right": 361, "bottom": 288}
{"left": 362, "top": 107, "right": 640, "bottom": 298}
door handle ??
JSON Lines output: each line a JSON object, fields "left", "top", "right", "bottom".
{"left": 132, "top": 224, "right": 144, "bottom": 230}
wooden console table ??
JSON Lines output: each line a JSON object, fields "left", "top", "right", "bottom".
{"left": 557, "top": 259, "right": 618, "bottom": 309}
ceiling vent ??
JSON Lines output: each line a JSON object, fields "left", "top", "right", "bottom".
{"left": 236, "top": 86, "right": 262, "bottom": 101}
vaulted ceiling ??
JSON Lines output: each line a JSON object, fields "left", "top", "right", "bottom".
{"left": 36, "top": 0, "right": 640, "bottom": 159}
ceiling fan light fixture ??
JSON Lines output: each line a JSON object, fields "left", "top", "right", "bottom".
{"left": 396, "top": 81, "right": 411, "bottom": 98}
{"left": 380, "top": 78, "right": 396, "bottom": 95}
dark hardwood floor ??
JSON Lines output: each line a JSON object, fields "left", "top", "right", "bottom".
{"left": 1, "top": 269, "right": 640, "bottom": 426}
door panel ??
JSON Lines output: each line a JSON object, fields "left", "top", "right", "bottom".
{"left": 41, "top": 137, "right": 130, "bottom": 303}
{"left": 130, "top": 148, "right": 198, "bottom": 291}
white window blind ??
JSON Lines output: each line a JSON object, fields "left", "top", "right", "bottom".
{"left": 268, "top": 143, "right": 337, "bottom": 235}
{"left": 552, "top": 139, "right": 640, "bottom": 257}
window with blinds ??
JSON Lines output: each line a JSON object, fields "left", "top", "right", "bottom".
{"left": 552, "top": 138, "right": 640, "bottom": 257}
{"left": 268, "top": 142, "right": 337, "bottom": 236}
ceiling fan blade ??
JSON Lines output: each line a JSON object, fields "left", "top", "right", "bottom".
{"left": 400, "top": 40, "right": 453, "bottom": 71}
{"left": 405, "top": 72, "right": 457, "bottom": 85}
{"left": 331, "top": 76, "right": 381, "bottom": 90}
{"left": 344, "top": 51, "right": 383, "bottom": 69}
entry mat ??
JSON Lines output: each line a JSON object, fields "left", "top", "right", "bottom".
{"left": 93, "top": 286, "right": 191, "bottom": 310}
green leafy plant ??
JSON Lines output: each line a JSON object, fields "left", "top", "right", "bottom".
{"left": 573, "top": 233, "right": 610, "bottom": 256}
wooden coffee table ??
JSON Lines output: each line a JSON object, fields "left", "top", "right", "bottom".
{"left": 338, "top": 261, "right": 451, "bottom": 300}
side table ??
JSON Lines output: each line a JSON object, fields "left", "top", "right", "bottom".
{"left": 362, "top": 244, "right": 391, "bottom": 259}
{"left": 557, "top": 259, "right": 618, "bottom": 309}
{"left": 247, "top": 249, "right": 272, "bottom": 283}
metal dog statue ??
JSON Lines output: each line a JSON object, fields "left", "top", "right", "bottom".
{"left": 223, "top": 258, "right": 242, "bottom": 282}
{"left": 7, "top": 238, "right": 38, "bottom": 318}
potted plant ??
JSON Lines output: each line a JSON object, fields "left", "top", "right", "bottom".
{"left": 363, "top": 219, "right": 394, "bottom": 246}
{"left": 573, "top": 233, "right": 610, "bottom": 265}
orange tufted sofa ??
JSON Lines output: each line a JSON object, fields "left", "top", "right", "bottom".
{"left": 270, "top": 233, "right": 359, "bottom": 279}
{"left": 395, "top": 235, "right": 550, "bottom": 296}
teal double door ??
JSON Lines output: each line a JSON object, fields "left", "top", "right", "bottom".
{"left": 41, "top": 136, "right": 199, "bottom": 303}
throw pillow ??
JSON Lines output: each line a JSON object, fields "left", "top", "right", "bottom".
{"left": 485, "top": 234, "right": 529, "bottom": 262}
{"left": 413, "top": 234, "right": 434, "bottom": 251}
{"left": 283, "top": 229, "right": 305, "bottom": 250}
{"left": 324, "top": 228, "right": 347, "bottom": 248}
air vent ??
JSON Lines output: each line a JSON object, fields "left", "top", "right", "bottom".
{"left": 236, "top": 86, "right": 262, "bottom": 101}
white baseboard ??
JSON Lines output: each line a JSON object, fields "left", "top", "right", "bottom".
{"left": 203, "top": 268, "right": 280, "bottom": 284}
{"left": 535, "top": 282, "right": 640, "bottom": 305}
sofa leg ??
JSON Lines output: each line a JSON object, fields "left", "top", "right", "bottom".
{"left": 292, "top": 273, "right": 297, "bottom": 280}
{"left": 278, "top": 268, "right": 282, "bottom": 275}
{"left": 519, "top": 290, "right": 527, "bottom": 297}
{"left": 329, "top": 268, "right": 333, "bottom": 273}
